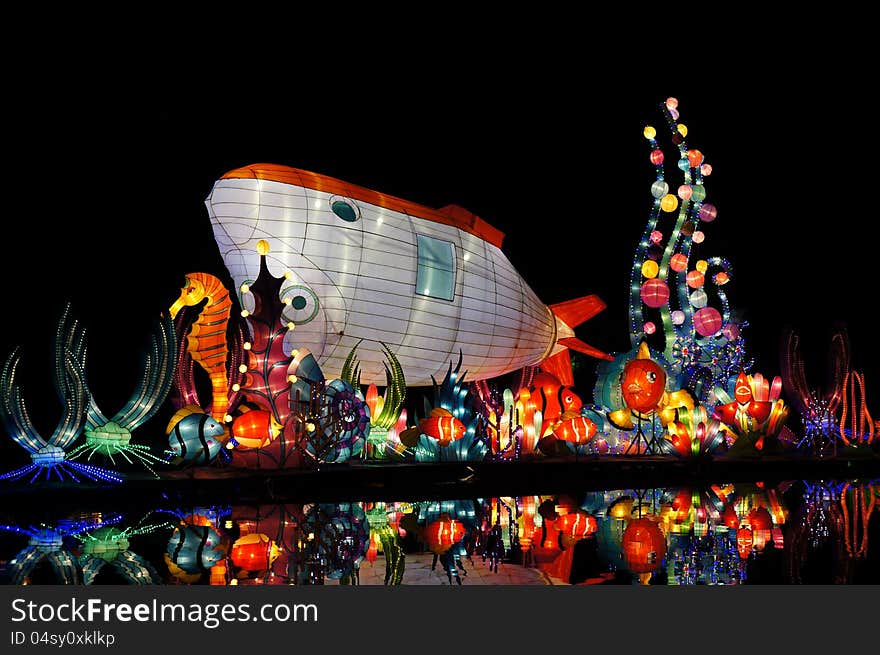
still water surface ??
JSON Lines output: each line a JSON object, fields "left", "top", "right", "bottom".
{"left": 2, "top": 479, "right": 878, "bottom": 585}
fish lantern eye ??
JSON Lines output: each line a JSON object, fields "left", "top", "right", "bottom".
{"left": 646, "top": 371, "right": 657, "bottom": 383}
{"left": 564, "top": 395, "right": 572, "bottom": 404}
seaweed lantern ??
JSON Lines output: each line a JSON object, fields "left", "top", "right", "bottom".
{"left": 780, "top": 326, "right": 849, "bottom": 456}
{"left": 63, "top": 305, "right": 179, "bottom": 477}
{"left": 0, "top": 305, "right": 121, "bottom": 484}
{"left": 404, "top": 352, "right": 489, "bottom": 462}
{"left": 0, "top": 514, "right": 122, "bottom": 584}
{"left": 76, "top": 512, "right": 172, "bottom": 585}
{"left": 633, "top": 99, "right": 752, "bottom": 404}
{"left": 342, "top": 340, "right": 407, "bottom": 460}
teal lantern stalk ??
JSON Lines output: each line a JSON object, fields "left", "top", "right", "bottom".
{"left": 0, "top": 305, "right": 121, "bottom": 484}
{"left": 65, "top": 303, "right": 178, "bottom": 477}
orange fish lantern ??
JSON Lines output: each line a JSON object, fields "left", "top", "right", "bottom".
{"left": 526, "top": 372, "right": 583, "bottom": 437}
{"left": 552, "top": 413, "right": 597, "bottom": 444}
{"left": 557, "top": 511, "right": 598, "bottom": 546}
{"left": 608, "top": 343, "right": 694, "bottom": 430}
{"left": 418, "top": 408, "right": 466, "bottom": 446}
{"left": 736, "top": 527, "right": 754, "bottom": 559}
{"left": 424, "top": 516, "right": 466, "bottom": 555}
{"left": 621, "top": 517, "right": 667, "bottom": 584}
{"left": 231, "top": 408, "right": 281, "bottom": 449}
{"left": 722, "top": 505, "right": 740, "bottom": 530}
{"left": 230, "top": 533, "right": 281, "bottom": 572}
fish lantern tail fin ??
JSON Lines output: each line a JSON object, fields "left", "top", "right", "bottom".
{"left": 542, "top": 295, "right": 613, "bottom": 385}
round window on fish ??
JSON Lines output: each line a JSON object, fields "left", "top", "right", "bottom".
{"left": 330, "top": 196, "right": 360, "bottom": 223}
{"left": 281, "top": 285, "right": 320, "bottom": 325}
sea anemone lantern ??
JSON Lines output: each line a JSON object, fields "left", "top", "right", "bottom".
{"left": 621, "top": 517, "right": 667, "bottom": 584}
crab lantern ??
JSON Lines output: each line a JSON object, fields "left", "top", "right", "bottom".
{"left": 621, "top": 517, "right": 667, "bottom": 583}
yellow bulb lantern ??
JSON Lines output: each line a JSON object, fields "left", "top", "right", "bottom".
{"left": 641, "top": 260, "right": 659, "bottom": 279}
{"left": 660, "top": 194, "right": 679, "bottom": 213}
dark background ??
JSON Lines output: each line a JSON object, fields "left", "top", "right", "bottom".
{"left": 0, "top": 75, "right": 873, "bottom": 450}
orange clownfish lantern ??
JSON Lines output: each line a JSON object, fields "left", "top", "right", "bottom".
{"left": 424, "top": 516, "right": 466, "bottom": 555}
{"left": 526, "top": 372, "right": 583, "bottom": 437}
{"left": 418, "top": 408, "right": 467, "bottom": 446}
{"left": 552, "top": 414, "right": 597, "bottom": 444}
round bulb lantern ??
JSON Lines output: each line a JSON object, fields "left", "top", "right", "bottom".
{"left": 660, "top": 194, "right": 679, "bottom": 213}
{"left": 640, "top": 279, "right": 670, "bottom": 308}
{"left": 651, "top": 181, "right": 669, "bottom": 199}
{"left": 641, "top": 260, "right": 659, "bottom": 279}
{"left": 621, "top": 517, "right": 667, "bottom": 583}
{"left": 650, "top": 149, "right": 664, "bottom": 165}
{"left": 689, "top": 289, "right": 708, "bottom": 309}
{"left": 698, "top": 204, "right": 717, "bottom": 222}
{"left": 669, "top": 253, "right": 688, "bottom": 272}
{"left": 686, "top": 271, "right": 705, "bottom": 289}
{"left": 693, "top": 307, "right": 723, "bottom": 337}
{"left": 608, "top": 497, "right": 634, "bottom": 520}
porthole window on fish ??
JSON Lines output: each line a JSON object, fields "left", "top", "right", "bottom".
{"left": 330, "top": 196, "right": 360, "bottom": 222}
{"left": 281, "top": 284, "right": 320, "bottom": 324}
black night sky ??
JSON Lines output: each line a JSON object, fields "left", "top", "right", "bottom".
{"left": 0, "top": 74, "right": 874, "bottom": 445}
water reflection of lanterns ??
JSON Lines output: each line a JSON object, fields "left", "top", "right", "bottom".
{"left": 736, "top": 527, "right": 754, "bottom": 559}
{"left": 231, "top": 533, "right": 280, "bottom": 572}
{"left": 608, "top": 496, "right": 634, "bottom": 520}
{"left": 748, "top": 507, "right": 772, "bottom": 552}
{"left": 557, "top": 511, "right": 597, "bottom": 547}
{"left": 621, "top": 517, "right": 667, "bottom": 584}
{"left": 722, "top": 505, "right": 740, "bottom": 530}
{"left": 424, "top": 516, "right": 466, "bottom": 555}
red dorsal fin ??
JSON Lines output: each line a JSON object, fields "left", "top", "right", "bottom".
{"left": 558, "top": 337, "right": 613, "bottom": 361}
{"left": 541, "top": 350, "right": 574, "bottom": 386}
{"left": 550, "top": 295, "right": 607, "bottom": 329}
